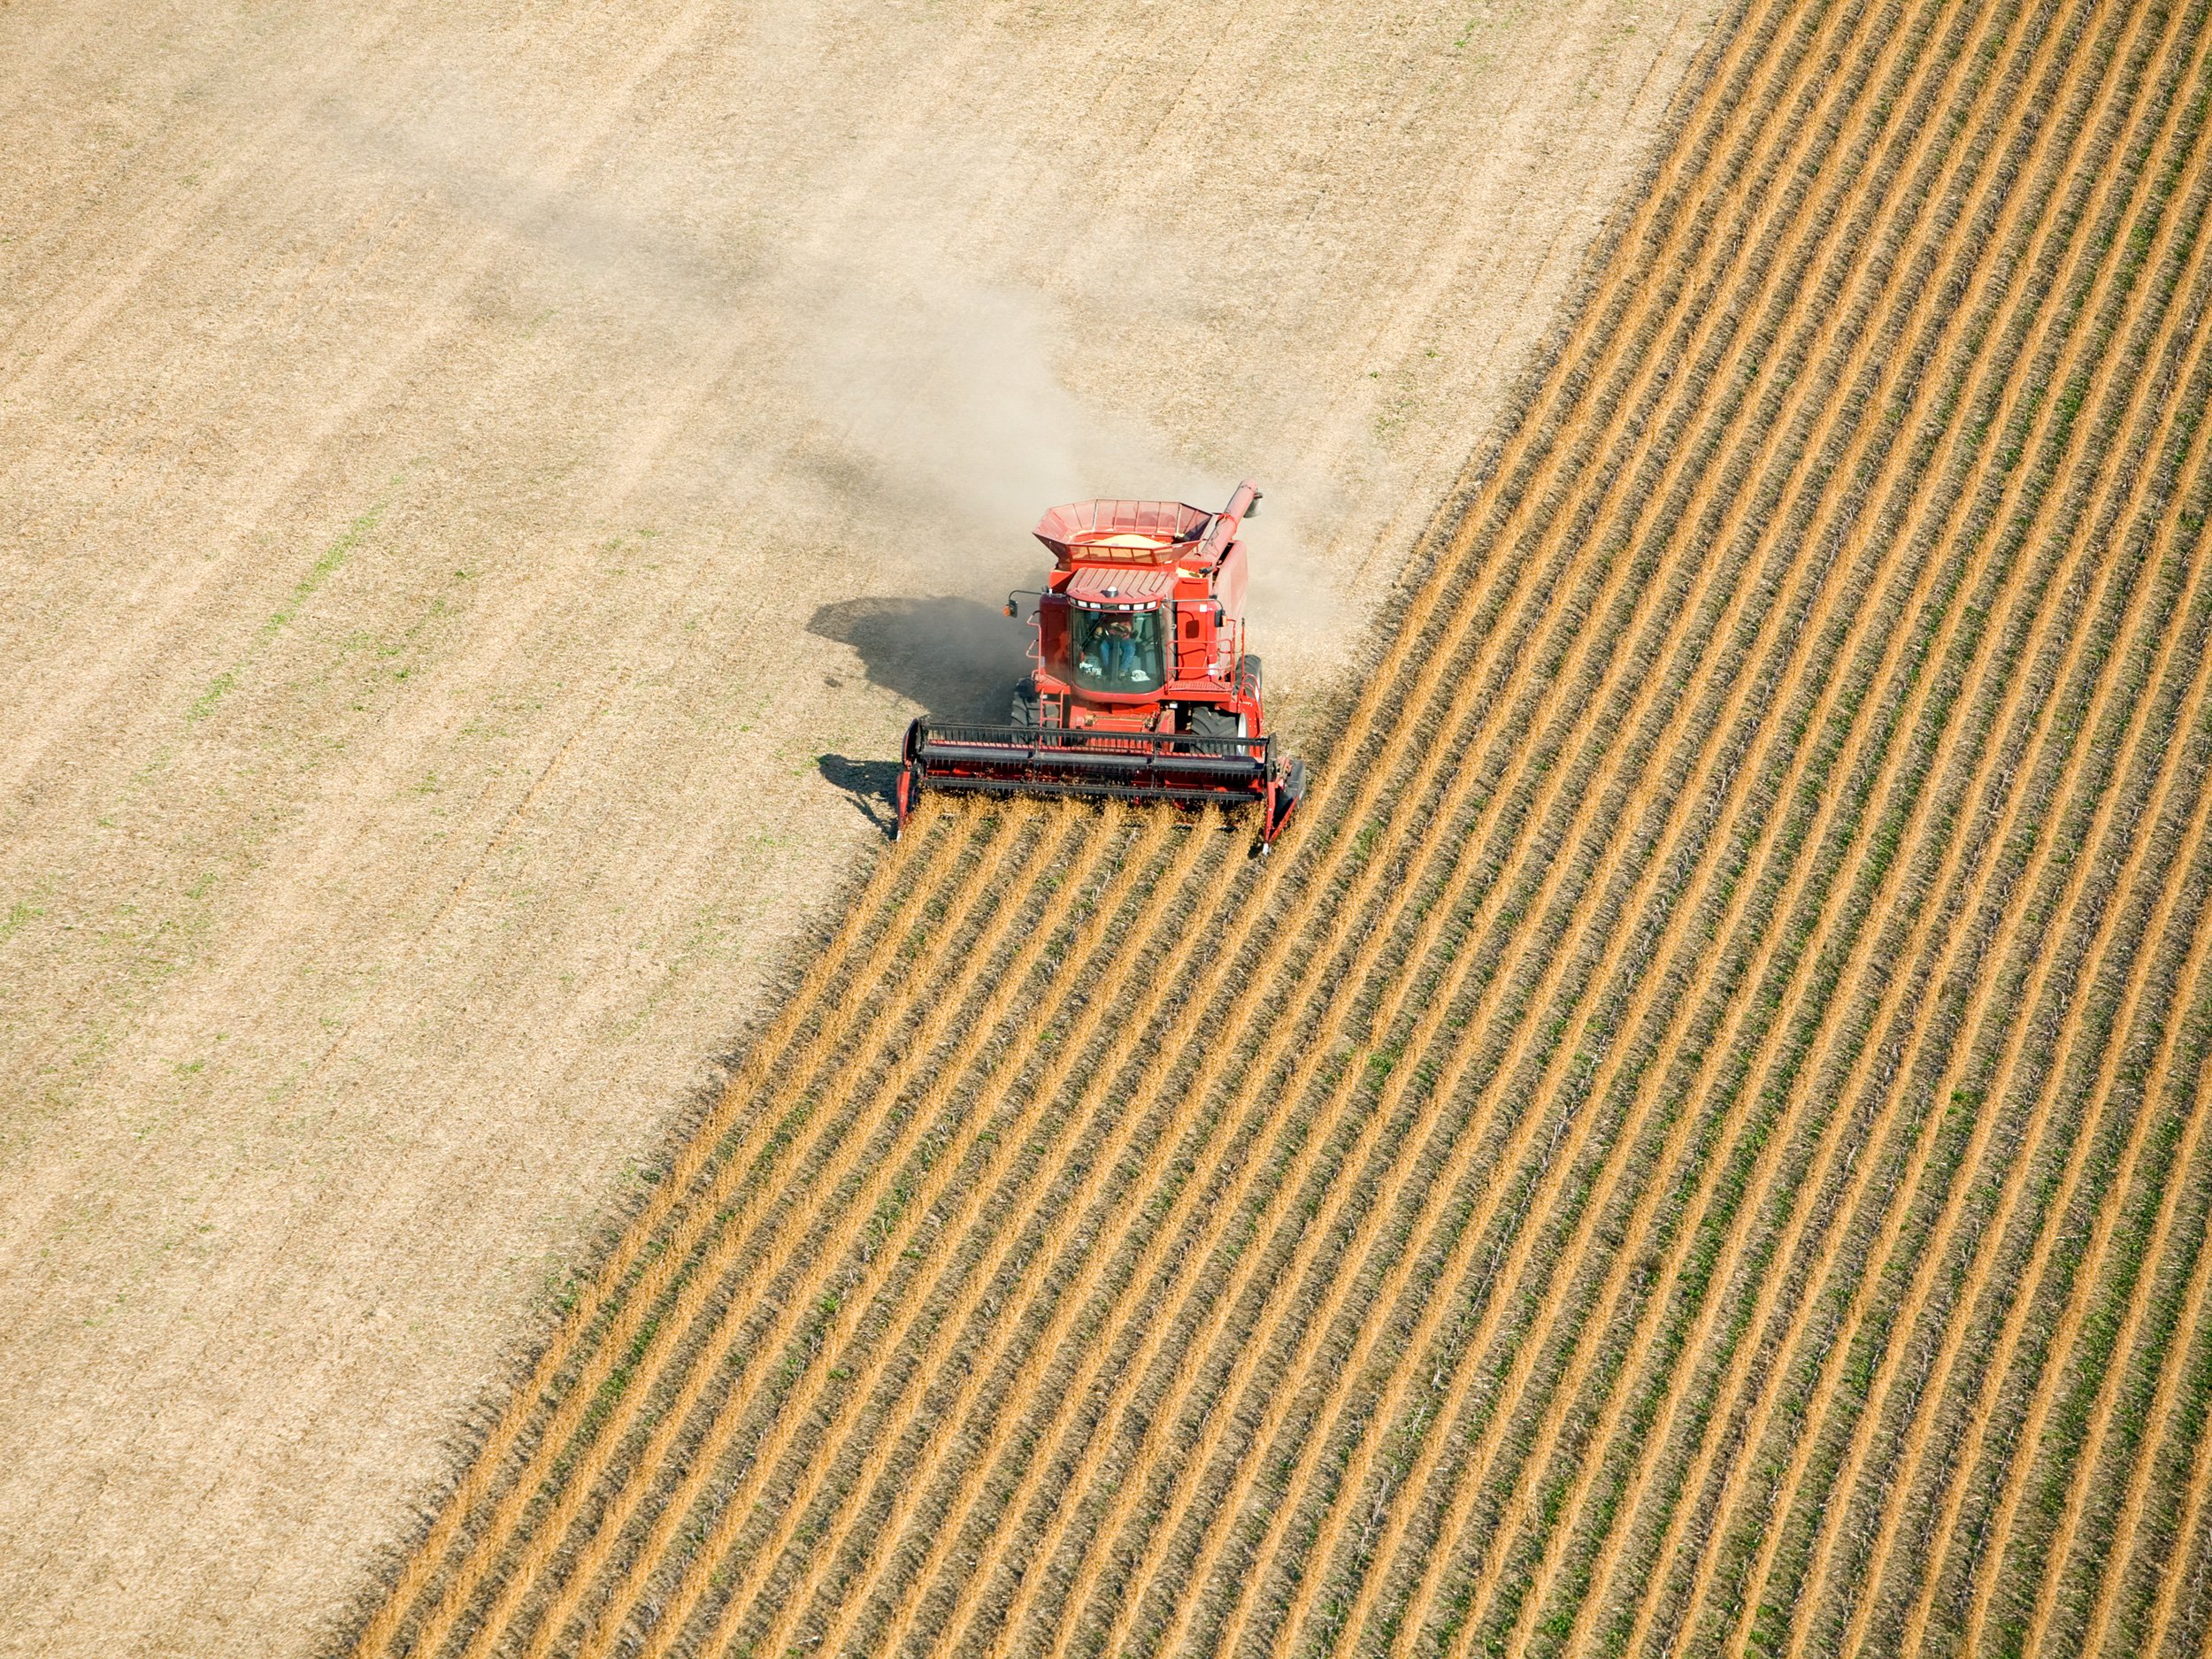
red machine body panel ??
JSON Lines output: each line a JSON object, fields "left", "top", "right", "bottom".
{"left": 897, "top": 480, "right": 1304, "bottom": 847}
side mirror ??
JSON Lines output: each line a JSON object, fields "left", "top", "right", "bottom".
{"left": 1004, "top": 599, "right": 1018, "bottom": 618}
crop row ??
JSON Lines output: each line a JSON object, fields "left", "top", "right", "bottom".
{"left": 347, "top": 4, "right": 2212, "bottom": 1656}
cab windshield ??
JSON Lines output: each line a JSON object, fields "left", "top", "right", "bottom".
{"left": 1069, "top": 604, "right": 1164, "bottom": 694}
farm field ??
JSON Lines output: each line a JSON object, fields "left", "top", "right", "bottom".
{"left": 350, "top": 1, "right": 2212, "bottom": 1656}
{"left": 0, "top": 0, "right": 1715, "bottom": 1655}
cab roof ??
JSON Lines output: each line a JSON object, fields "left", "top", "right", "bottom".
{"left": 1066, "top": 565, "right": 1176, "bottom": 604}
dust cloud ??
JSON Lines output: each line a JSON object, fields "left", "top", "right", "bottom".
{"left": 296, "top": 11, "right": 1363, "bottom": 680}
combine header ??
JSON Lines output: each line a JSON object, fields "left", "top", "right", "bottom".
{"left": 896, "top": 480, "right": 1306, "bottom": 848}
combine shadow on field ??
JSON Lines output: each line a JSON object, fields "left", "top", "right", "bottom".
{"left": 810, "top": 595, "right": 1033, "bottom": 834}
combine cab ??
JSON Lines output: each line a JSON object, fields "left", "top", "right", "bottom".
{"left": 896, "top": 480, "right": 1306, "bottom": 848}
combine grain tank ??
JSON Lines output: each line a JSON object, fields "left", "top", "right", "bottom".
{"left": 896, "top": 480, "right": 1306, "bottom": 848}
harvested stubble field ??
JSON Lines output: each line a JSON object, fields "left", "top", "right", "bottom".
{"left": 0, "top": 1, "right": 1712, "bottom": 1652}
{"left": 349, "top": 1, "right": 2212, "bottom": 1656}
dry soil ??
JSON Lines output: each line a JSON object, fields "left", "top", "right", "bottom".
{"left": 0, "top": 3, "right": 1713, "bottom": 1654}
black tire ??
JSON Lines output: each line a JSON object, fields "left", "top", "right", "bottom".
{"left": 1009, "top": 676, "right": 1040, "bottom": 726}
{"left": 1188, "top": 703, "right": 1240, "bottom": 740}
{"left": 1240, "top": 653, "right": 1264, "bottom": 703}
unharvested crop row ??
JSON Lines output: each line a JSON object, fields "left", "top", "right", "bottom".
{"left": 1066, "top": 6, "right": 2035, "bottom": 1655}
{"left": 1672, "top": 29, "right": 2212, "bottom": 1659}
{"left": 348, "top": 4, "right": 2212, "bottom": 1655}
{"left": 1601, "top": 10, "right": 2203, "bottom": 1655}
{"left": 1327, "top": 6, "right": 2124, "bottom": 1655}
{"left": 1805, "top": 95, "right": 2212, "bottom": 1659}
{"left": 1283, "top": 6, "right": 2177, "bottom": 1655}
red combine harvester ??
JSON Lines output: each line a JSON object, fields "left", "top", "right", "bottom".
{"left": 895, "top": 480, "right": 1306, "bottom": 849}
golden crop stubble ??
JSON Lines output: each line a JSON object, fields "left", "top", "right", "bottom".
{"left": 606, "top": 810, "right": 1197, "bottom": 1659}
{"left": 349, "top": 805, "right": 973, "bottom": 1659}
{"left": 1699, "top": 42, "right": 2212, "bottom": 1659}
{"left": 1835, "top": 500, "right": 2212, "bottom": 1659}
{"left": 419, "top": 803, "right": 1048, "bottom": 1656}
{"left": 855, "top": 814, "right": 1396, "bottom": 1658}
{"left": 1628, "top": 0, "right": 2194, "bottom": 1628}
{"left": 1318, "top": 0, "right": 2185, "bottom": 1655}
{"left": 803, "top": 812, "right": 1281, "bottom": 1659}
{"left": 1319, "top": 0, "right": 1864, "bottom": 854}
{"left": 1916, "top": 381, "right": 2212, "bottom": 1659}
{"left": 2131, "top": 1154, "right": 2212, "bottom": 1657}
{"left": 2079, "top": 959, "right": 2212, "bottom": 1655}
{"left": 511, "top": 805, "right": 1163, "bottom": 1659}
{"left": 1066, "top": 81, "right": 1919, "bottom": 1633}
{"left": 1094, "top": 404, "right": 1796, "bottom": 1659}
{"left": 1946, "top": 224, "right": 2212, "bottom": 1659}
{"left": 493, "top": 806, "right": 1115, "bottom": 1659}
{"left": 916, "top": 184, "right": 1832, "bottom": 1659}
{"left": 960, "top": 266, "right": 1770, "bottom": 1646}
{"left": 1194, "top": 3, "right": 1955, "bottom": 1655}
{"left": 997, "top": 242, "right": 1823, "bottom": 1656}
